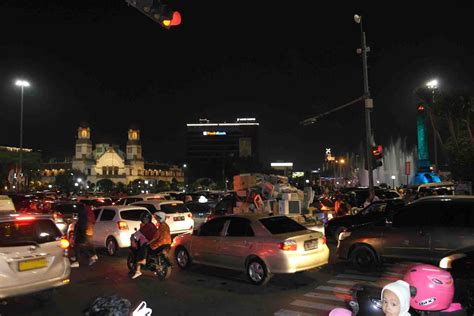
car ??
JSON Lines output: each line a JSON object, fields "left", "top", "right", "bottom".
{"left": 184, "top": 201, "right": 213, "bottom": 228}
{"left": 439, "top": 246, "right": 474, "bottom": 313}
{"left": 74, "top": 196, "right": 113, "bottom": 209}
{"left": 336, "top": 195, "right": 474, "bottom": 270}
{"left": 345, "top": 188, "right": 401, "bottom": 208}
{"left": 0, "top": 195, "right": 16, "bottom": 214}
{"left": 49, "top": 201, "right": 84, "bottom": 234}
{"left": 172, "top": 214, "right": 329, "bottom": 285}
{"left": 0, "top": 213, "right": 71, "bottom": 300}
{"left": 325, "top": 198, "right": 405, "bottom": 242}
{"left": 114, "top": 193, "right": 170, "bottom": 205}
{"left": 130, "top": 200, "right": 194, "bottom": 236}
{"left": 67, "top": 205, "right": 153, "bottom": 256}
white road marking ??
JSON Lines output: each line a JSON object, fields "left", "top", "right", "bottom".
{"left": 327, "top": 279, "right": 358, "bottom": 286}
{"left": 335, "top": 273, "right": 379, "bottom": 282}
{"left": 274, "top": 309, "right": 317, "bottom": 316}
{"left": 315, "top": 285, "right": 352, "bottom": 294}
{"left": 304, "top": 292, "right": 346, "bottom": 302}
{"left": 291, "top": 299, "right": 343, "bottom": 311}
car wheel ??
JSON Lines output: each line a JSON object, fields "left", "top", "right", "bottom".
{"left": 247, "top": 258, "right": 271, "bottom": 286}
{"left": 175, "top": 247, "right": 191, "bottom": 270}
{"left": 351, "top": 245, "right": 378, "bottom": 271}
{"left": 334, "top": 227, "right": 347, "bottom": 242}
{"left": 106, "top": 237, "right": 118, "bottom": 256}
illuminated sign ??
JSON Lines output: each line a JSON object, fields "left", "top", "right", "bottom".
{"left": 271, "top": 162, "right": 293, "bottom": 167}
{"left": 292, "top": 172, "right": 304, "bottom": 178}
{"left": 203, "top": 131, "right": 226, "bottom": 136}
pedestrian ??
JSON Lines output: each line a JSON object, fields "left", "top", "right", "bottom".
{"left": 70, "top": 203, "right": 98, "bottom": 268}
{"left": 363, "top": 189, "right": 380, "bottom": 208}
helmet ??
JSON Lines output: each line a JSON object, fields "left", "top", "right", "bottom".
{"left": 348, "top": 284, "right": 385, "bottom": 316}
{"left": 153, "top": 211, "right": 166, "bottom": 223}
{"left": 140, "top": 212, "right": 152, "bottom": 224}
{"left": 403, "top": 264, "right": 455, "bottom": 311}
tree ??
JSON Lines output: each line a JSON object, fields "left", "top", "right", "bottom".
{"left": 96, "top": 179, "right": 114, "bottom": 194}
{"left": 55, "top": 169, "right": 87, "bottom": 194}
{"left": 415, "top": 88, "right": 474, "bottom": 181}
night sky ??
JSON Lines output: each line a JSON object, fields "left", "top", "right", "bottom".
{"left": 1, "top": 1, "right": 473, "bottom": 170}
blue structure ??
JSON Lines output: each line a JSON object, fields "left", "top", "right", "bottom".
{"left": 413, "top": 104, "right": 441, "bottom": 184}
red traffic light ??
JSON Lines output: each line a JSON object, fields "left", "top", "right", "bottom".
{"left": 418, "top": 104, "right": 425, "bottom": 111}
{"left": 372, "top": 145, "right": 382, "bottom": 157}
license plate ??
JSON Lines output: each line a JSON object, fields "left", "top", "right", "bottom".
{"left": 18, "top": 258, "right": 47, "bottom": 271}
{"left": 174, "top": 216, "right": 185, "bottom": 221}
{"left": 304, "top": 239, "right": 318, "bottom": 251}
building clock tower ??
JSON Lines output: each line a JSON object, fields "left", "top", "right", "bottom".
{"left": 126, "top": 127, "right": 144, "bottom": 177}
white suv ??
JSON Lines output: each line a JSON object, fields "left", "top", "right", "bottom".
{"left": 68, "top": 205, "right": 153, "bottom": 256}
{"left": 0, "top": 213, "right": 71, "bottom": 300}
{"left": 130, "top": 200, "right": 194, "bottom": 236}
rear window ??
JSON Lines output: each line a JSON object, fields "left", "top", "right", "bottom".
{"left": 160, "top": 203, "right": 189, "bottom": 214}
{"left": 52, "top": 203, "right": 83, "bottom": 214}
{"left": 259, "top": 216, "right": 308, "bottom": 234}
{"left": 0, "top": 219, "right": 62, "bottom": 247}
{"left": 120, "top": 209, "right": 150, "bottom": 221}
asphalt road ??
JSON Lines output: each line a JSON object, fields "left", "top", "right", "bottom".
{"left": 1, "top": 243, "right": 355, "bottom": 316}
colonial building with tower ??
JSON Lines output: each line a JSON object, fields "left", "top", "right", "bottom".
{"left": 41, "top": 124, "right": 183, "bottom": 186}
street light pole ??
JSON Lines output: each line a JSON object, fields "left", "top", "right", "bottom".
{"left": 426, "top": 79, "right": 438, "bottom": 173}
{"left": 355, "top": 15, "right": 374, "bottom": 192}
{"left": 15, "top": 79, "right": 30, "bottom": 192}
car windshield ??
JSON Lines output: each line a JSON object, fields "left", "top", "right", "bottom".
{"left": 160, "top": 203, "right": 189, "bottom": 214}
{"left": 259, "top": 216, "right": 308, "bottom": 234}
{"left": 0, "top": 219, "right": 62, "bottom": 247}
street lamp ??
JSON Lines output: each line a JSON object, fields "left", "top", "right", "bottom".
{"left": 391, "top": 175, "right": 396, "bottom": 188}
{"left": 354, "top": 14, "right": 375, "bottom": 192}
{"left": 425, "top": 79, "right": 439, "bottom": 172}
{"left": 14, "top": 79, "right": 30, "bottom": 191}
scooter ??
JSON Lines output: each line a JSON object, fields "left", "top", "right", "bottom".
{"left": 127, "top": 235, "right": 172, "bottom": 280}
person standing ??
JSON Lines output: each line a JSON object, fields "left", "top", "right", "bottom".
{"left": 71, "top": 203, "right": 98, "bottom": 268}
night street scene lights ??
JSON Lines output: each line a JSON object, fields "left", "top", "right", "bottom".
{"left": 426, "top": 78, "right": 439, "bottom": 173}
{"left": 14, "top": 79, "right": 31, "bottom": 191}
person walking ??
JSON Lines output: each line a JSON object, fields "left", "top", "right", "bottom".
{"left": 70, "top": 203, "right": 98, "bottom": 268}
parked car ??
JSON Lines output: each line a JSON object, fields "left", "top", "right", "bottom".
{"left": 184, "top": 201, "right": 213, "bottom": 228}
{"left": 172, "top": 214, "right": 329, "bottom": 285}
{"left": 337, "top": 195, "right": 474, "bottom": 270}
{"left": 325, "top": 198, "right": 405, "bottom": 242}
{"left": 345, "top": 188, "right": 401, "bottom": 208}
{"left": 0, "top": 195, "right": 16, "bottom": 214}
{"left": 439, "top": 246, "right": 474, "bottom": 313}
{"left": 0, "top": 213, "right": 71, "bottom": 300}
{"left": 67, "top": 205, "right": 152, "bottom": 256}
{"left": 114, "top": 193, "right": 170, "bottom": 205}
{"left": 130, "top": 200, "right": 194, "bottom": 236}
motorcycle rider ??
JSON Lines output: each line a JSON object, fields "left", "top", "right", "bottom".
{"left": 131, "top": 212, "right": 158, "bottom": 279}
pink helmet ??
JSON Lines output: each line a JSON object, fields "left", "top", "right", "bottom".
{"left": 403, "top": 264, "right": 454, "bottom": 311}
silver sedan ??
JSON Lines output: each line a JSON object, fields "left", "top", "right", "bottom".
{"left": 172, "top": 213, "right": 329, "bottom": 285}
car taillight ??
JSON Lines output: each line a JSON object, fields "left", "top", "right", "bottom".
{"left": 187, "top": 213, "right": 193, "bottom": 218}
{"left": 321, "top": 236, "right": 327, "bottom": 244}
{"left": 118, "top": 221, "right": 129, "bottom": 230}
{"left": 278, "top": 240, "right": 297, "bottom": 251}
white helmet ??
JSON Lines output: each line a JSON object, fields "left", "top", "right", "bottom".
{"left": 154, "top": 211, "right": 166, "bottom": 223}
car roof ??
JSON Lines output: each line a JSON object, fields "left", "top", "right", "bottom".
{"left": 125, "top": 193, "right": 169, "bottom": 198}
{"left": 417, "top": 181, "right": 455, "bottom": 189}
{"left": 219, "top": 213, "right": 283, "bottom": 221}
{"left": 95, "top": 205, "right": 149, "bottom": 211}
{"left": 0, "top": 213, "right": 54, "bottom": 222}
{"left": 412, "top": 195, "right": 474, "bottom": 202}
{"left": 130, "top": 200, "right": 184, "bottom": 206}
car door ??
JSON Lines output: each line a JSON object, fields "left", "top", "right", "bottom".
{"left": 218, "top": 217, "right": 255, "bottom": 270}
{"left": 431, "top": 200, "right": 474, "bottom": 260}
{"left": 191, "top": 217, "right": 227, "bottom": 265}
{"left": 382, "top": 202, "right": 434, "bottom": 262}
{"left": 93, "top": 208, "right": 116, "bottom": 246}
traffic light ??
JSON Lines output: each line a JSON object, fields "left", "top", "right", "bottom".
{"left": 371, "top": 145, "right": 383, "bottom": 169}
{"left": 126, "top": 0, "right": 181, "bottom": 29}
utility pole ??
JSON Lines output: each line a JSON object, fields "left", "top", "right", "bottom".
{"left": 355, "top": 14, "right": 374, "bottom": 192}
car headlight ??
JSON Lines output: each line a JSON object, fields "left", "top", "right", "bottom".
{"left": 439, "top": 253, "right": 466, "bottom": 269}
{"left": 338, "top": 231, "right": 351, "bottom": 241}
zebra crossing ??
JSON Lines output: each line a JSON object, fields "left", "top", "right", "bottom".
{"left": 274, "top": 262, "right": 416, "bottom": 316}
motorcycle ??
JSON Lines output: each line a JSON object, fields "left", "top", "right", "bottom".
{"left": 127, "top": 234, "right": 172, "bottom": 280}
